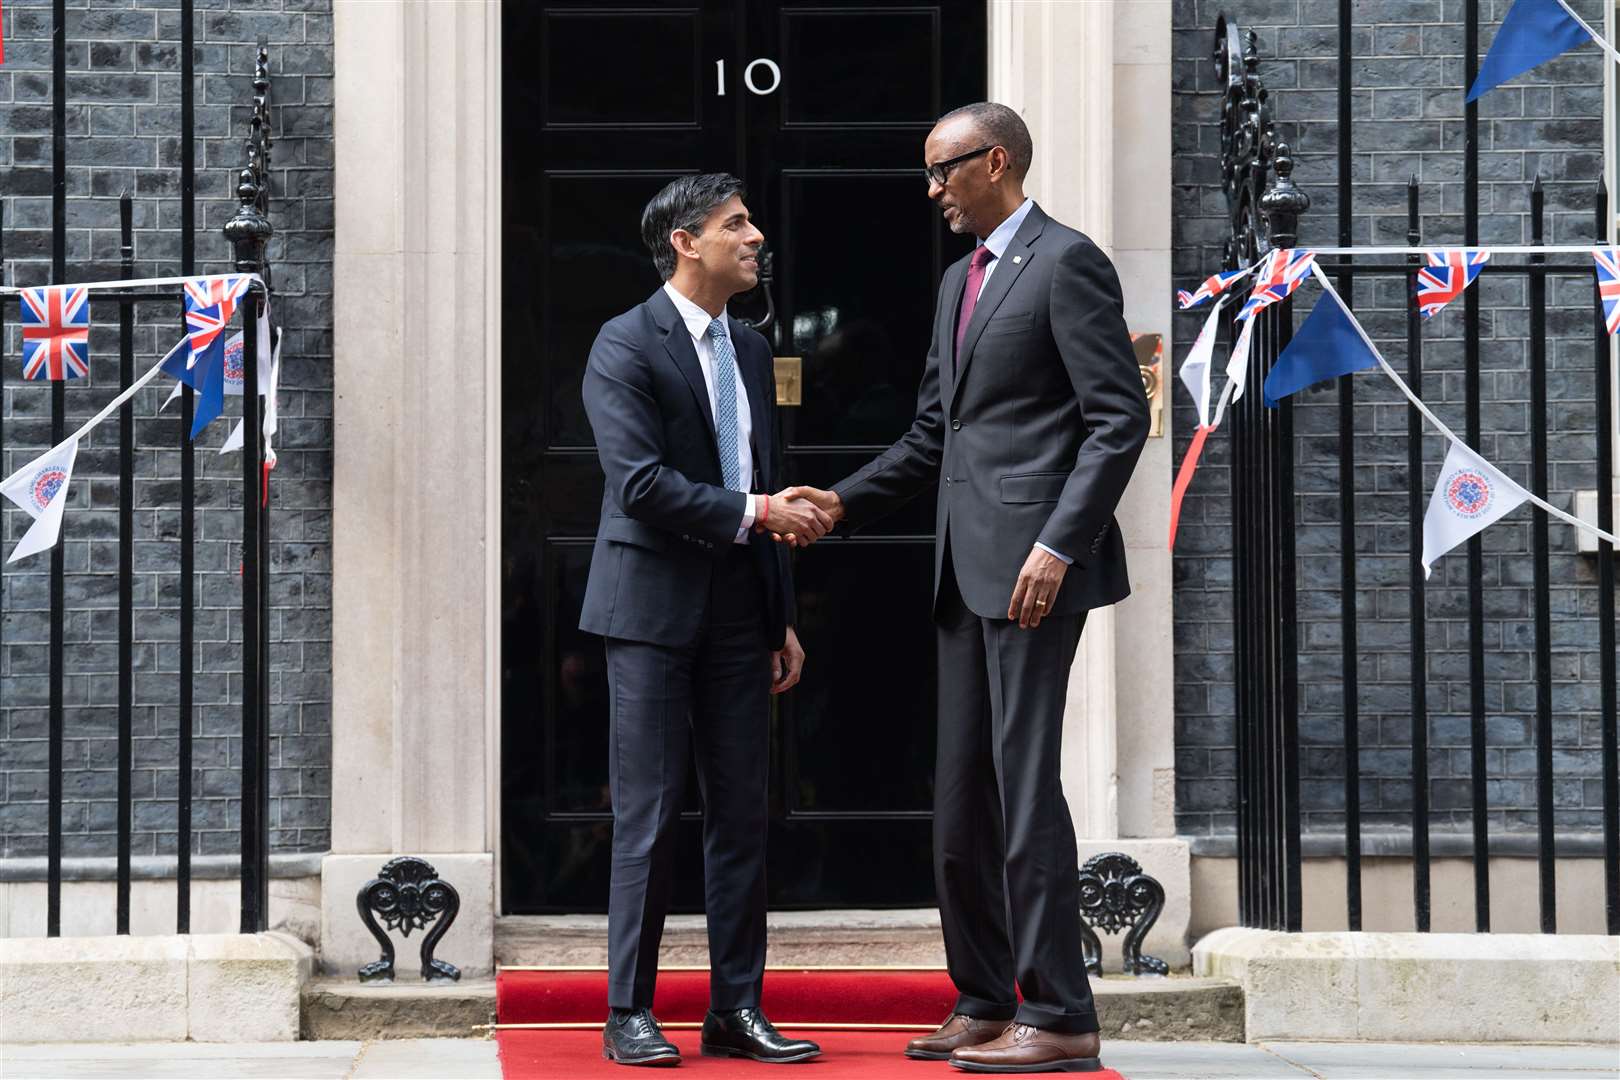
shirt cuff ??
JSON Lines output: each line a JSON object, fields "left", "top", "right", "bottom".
{"left": 1035, "top": 541, "right": 1072, "bottom": 565}
{"left": 736, "top": 493, "right": 757, "bottom": 544}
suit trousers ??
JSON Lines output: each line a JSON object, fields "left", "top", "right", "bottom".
{"left": 933, "top": 548, "right": 1099, "bottom": 1034}
{"left": 603, "top": 545, "right": 771, "bottom": 1011}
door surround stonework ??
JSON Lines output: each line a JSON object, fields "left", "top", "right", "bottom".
{"left": 325, "top": 0, "right": 501, "bottom": 976}
{"left": 326, "top": 0, "right": 1183, "bottom": 969}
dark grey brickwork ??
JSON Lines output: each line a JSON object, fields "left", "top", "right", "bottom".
{"left": 1172, "top": 0, "right": 1615, "bottom": 839}
{"left": 0, "top": 0, "right": 333, "bottom": 858}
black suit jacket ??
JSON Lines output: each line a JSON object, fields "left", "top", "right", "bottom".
{"left": 579, "top": 287, "right": 794, "bottom": 649}
{"left": 832, "top": 203, "right": 1149, "bottom": 619}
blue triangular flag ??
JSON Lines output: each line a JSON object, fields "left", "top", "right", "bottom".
{"left": 1467, "top": 0, "right": 1592, "bottom": 103}
{"left": 163, "top": 327, "right": 227, "bottom": 439}
{"left": 1263, "top": 288, "right": 1379, "bottom": 407}
{"left": 189, "top": 342, "right": 227, "bottom": 440}
{"left": 160, "top": 343, "right": 201, "bottom": 390}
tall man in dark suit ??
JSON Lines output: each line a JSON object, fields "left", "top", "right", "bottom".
{"left": 580, "top": 173, "right": 830, "bottom": 1067}
{"left": 795, "top": 104, "right": 1149, "bottom": 1072}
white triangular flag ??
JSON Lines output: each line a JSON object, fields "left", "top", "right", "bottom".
{"left": 1212, "top": 317, "right": 1256, "bottom": 428}
{"left": 220, "top": 321, "right": 279, "bottom": 457}
{"left": 1179, "top": 298, "right": 1225, "bottom": 428}
{"left": 1421, "top": 440, "right": 1532, "bottom": 579}
{"left": 1, "top": 437, "right": 81, "bottom": 562}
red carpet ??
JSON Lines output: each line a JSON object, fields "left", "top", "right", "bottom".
{"left": 495, "top": 967, "right": 1128, "bottom": 1079}
{"left": 497, "top": 967, "right": 960, "bottom": 1025}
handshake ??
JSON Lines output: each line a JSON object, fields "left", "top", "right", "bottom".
{"left": 755, "top": 487, "right": 844, "bottom": 548}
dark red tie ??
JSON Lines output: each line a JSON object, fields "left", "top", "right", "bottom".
{"left": 955, "top": 245, "right": 996, "bottom": 362}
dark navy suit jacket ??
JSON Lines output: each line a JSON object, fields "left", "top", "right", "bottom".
{"left": 832, "top": 203, "right": 1149, "bottom": 619}
{"left": 579, "top": 287, "right": 794, "bottom": 650}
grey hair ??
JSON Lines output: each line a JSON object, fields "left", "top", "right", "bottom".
{"left": 937, "top": 102, "right": 1033, "bottom": 180}
{"left": 640, "top": 173, "right": 747, "bottom": 281}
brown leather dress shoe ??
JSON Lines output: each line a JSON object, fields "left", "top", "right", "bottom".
{"left": 948, "top": 1023, "right": 1102, "bottom": 1073}
{"left": 903, "top": 1013, "right": 1010, "bottom": 1061}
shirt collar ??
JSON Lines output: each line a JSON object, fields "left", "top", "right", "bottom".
{"left": 663, "top": 281, "right": 728, "bottom": 343}
{"left": 980, "top": 197, "right": 1035, "bottom": 262}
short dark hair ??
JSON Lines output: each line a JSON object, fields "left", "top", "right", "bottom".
{"left": 937, "top": 102, "right": 1033, "bottom": 180}
{"left": 641, "top": 173, "right": 747, "bottom": 281}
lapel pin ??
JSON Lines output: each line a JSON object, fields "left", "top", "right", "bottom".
{"left": 1012, "top": 255, "right": 1022, "bottom": 264}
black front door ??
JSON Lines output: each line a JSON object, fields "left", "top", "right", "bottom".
{"left": 501, "top": 0, "right": 985, "bottom": 914}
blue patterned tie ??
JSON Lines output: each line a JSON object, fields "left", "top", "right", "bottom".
{"left": 707, "top": 317, "right": 743, "bottom": 491}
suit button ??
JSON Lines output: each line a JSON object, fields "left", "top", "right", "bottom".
{"left": 951, "top": 419, "right": 962, "bottom": 431}
{"left": 682, "top": 534, "right": 690, "bottom": 541}
{"left": 945, "top": 476, "right": 953, "bottom": 486}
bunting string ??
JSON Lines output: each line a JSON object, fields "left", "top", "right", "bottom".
{"left": 1553, "top": 0, "right": 1620, "bottom": 66}
{"left": 66, "top": 336, "right": 186, "bottom": 445}
{"left": 0, "top": 271, "right": 265, "bottom": 295}
{"left": 1306, "top": 262, "right": 1618, "bottom": 547}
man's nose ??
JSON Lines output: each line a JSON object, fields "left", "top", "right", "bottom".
{"left": 927, "top": 179, "right": 945, "bottom": 200}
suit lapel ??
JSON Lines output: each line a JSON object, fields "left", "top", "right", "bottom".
{"left": 951, "top": 204, "right": 1049, "bottom": 410}
{"left": 650, "top": 288, "right": 718, "bottom": 444}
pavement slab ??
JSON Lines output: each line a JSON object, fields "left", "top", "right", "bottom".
{"left": 0, "top": 1045, "right": 363, "bottom": 1080}
{"left": 1101, "top": 1041, "right": 1314, "bottom": 1077}
{"left": 1263, "top": 1041, "right": 1620, "bottom": 1079}
{"left": 2, "top": 1038, "right": 1616, "bottom": 1080}
{"left": 348, "top": 1037, "right": 501, "bottom": 1079}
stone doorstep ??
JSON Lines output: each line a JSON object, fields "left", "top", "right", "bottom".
{"left": 300, "top": 972, "right": 1242, "bottom": 1044}
{"left": 497, "top": 901, "right": 1192, "bottom": 970}
{"left": 1195, "top": 928, "right": 1620, "bottom": 1044}
{"left": 496, "top": 910, "right": 949, "bottom": 968}
{"left": 301, "top": 976, "right": 1243, "bottom": 1044}
{"left": 0, "top": 931, "right": 315, "bottom": 1043}
{"left": 301, "top": 978, "right": 497, "bottom": 1041}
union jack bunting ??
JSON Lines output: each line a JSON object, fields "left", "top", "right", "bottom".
{"left": 183, "top": 275, "right": 250, "bottom": 369}
{"left": 20, "top": 286, "right": 90, "bottom": 381}
{"left": 1236, "top": 248, "right": 1315, "bottom": 322}
{"left": 1594, "top": 248, "right": 1620, "bottom": 337}
{"left": 1415, "top": 249, "right": 1490, "bottom": 319}
{"left": 1177, "top": 269, "right": 1249, "bottom": 310}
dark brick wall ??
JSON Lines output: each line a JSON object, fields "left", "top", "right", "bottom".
{"left": 0, "top": 0, "right": 333, "bottom": 858}
{"left": 1172, "top": 0, "right": 1614, "bottom": 839}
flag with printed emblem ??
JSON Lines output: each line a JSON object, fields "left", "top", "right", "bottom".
{"left": 0, "top": 436, "right": 79, "bottom": 562}
{"left": 1420, "top": 440, "right": 1532, "bottom": 579}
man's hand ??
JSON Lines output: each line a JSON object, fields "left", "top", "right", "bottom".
{"left": 771, "top": 625, "right": 805, "bottom": 694}
{"left": 1008, "top": 546, "right": 1068, "bottom": 629}
{"left": 757, "top": 487, "right": 843, "bottom": 547}
{"left": 756, "top": 487, "right": 840, "bottom": 547}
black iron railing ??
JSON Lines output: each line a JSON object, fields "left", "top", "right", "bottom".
{"left": 0, "top": 2, "right": 275, "bottom": 935}
{"left": 1214, "top": 6, "right": 1618, "bottom": 936}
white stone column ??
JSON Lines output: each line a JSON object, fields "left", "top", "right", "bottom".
{"left": 989, "top": 0, "right": 1188, "bottom": 967}
{"left": 323, "top": 0, "right": 500, "bottom": 978}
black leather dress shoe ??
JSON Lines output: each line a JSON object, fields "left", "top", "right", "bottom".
{"left": 602, "top": 1008, "right": 681, "bottom": 1067}
{"left": 701, "top": 1007, "right": 822, "bottom": 1063}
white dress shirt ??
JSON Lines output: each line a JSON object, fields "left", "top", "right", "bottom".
{"left": 968, "top": 200, "right": 1073, "bottom": 567}
{"left": 663, "top": 282, "right": 756, "bottom": 543}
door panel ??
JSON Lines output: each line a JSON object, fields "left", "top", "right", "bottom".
{"left": 502, "top": 0, "right": 985, "bottom": 914}
{"left": 542, "top": 9, "right": 705, "bottom": 128}
{"left": 777, "top": 9, "right": 941, "bottom": 127}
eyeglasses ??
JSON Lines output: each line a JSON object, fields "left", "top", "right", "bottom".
{"left": 923, "top": 145, "right": 997, "bottom": 187}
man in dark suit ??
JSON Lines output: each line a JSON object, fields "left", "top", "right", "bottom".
{"left": 580, "top": 173, "right": 830, "bottom": 1067}
{"left": 795, "top": 104, "right": 1149, "bottom": 1072}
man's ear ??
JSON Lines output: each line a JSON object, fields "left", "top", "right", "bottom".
{"left": 670, "top": 228, "right": 702, "bottom": 262}
{"left": 987, "top": 146, "right": 1010, "bottom": 182}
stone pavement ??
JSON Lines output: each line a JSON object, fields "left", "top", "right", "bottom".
{"left": 1, "top": 1040, "right": 1616, "bottom": 1079}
